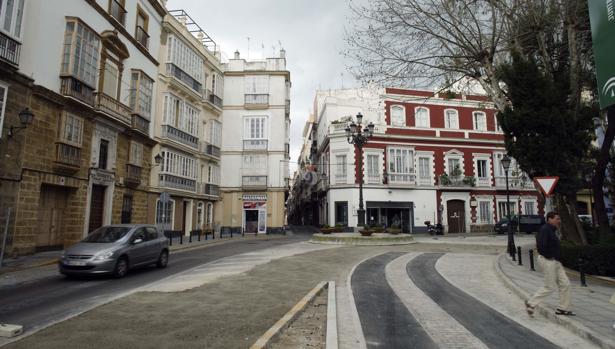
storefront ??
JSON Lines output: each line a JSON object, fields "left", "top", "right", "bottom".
{"left": 242, "top": 194, "right": 267, "bottom": 234}
{"left": 366, "top": 201, "right": 414, "bottom": 233}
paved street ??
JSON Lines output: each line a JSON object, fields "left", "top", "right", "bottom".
{"left": 0, "top": 232, "right": 611, "bottom": 349}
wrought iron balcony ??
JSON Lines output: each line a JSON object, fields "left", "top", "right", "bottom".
{"left": 94, "top": 92, "right": 132, "bottom": 125}
{"left": 125, "top": 164, "right": 142, "bottom": 187}
{"left": 161, "top": 124, "right": 198, "bottom": 149}
{"left": 206, "top": 90, "right": 223, "bottom": 108}
{"left": 199, "top": 183, "right": 219, "bottom": 196}
{"left": 110, "top": 0, "right": 127, "bottom": 26}
{"left": 0, "top": 31, "right": 21, "bottom": 66}
{"left": 135, "top": 25, "right": 149, "bottom": 49}
{"left": 242, "top": 176, "right": 267, "bottom": 189}
{"left": 159, "top": 173, "right": 196, "bottom": 192}
{"left": 243, "top": 139, "right": 268, "bottom": 151}
{"left": 389, "top": 173, "right": 416, "bottom": 184}
{"left": 200, "top": 142, "right": 220, "bottom": 158}
{"left": 244, "top": 94, "right": 269, "bottom": 107}
{"left": 131, "top": 114, "right": 149, "bottom": 136}
{"left": 60, "top": 76, "right": 95, "bottom": 106}
{"left": 166, "top": 63, "right": 202, "bottom": 94}
{"left": 55, "top": 143, "right": 81, "bottom": 170}
{"left": 495, "top": 176, "right": 531, "bottom": 189}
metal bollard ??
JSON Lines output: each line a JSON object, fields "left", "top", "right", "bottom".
{"left": 180, "top": 233, "right": 183, "bottom": 244}
{"left": 529, "top": 249, "right": 535, "bottom": 271}
{"left": 517, "top": 246, "right": 522, "bottom": 265}
{"left": 169, "top": 234, "right": 172, "bottom": 246}
{"left": 198, "top": 231, "right": 201, "bottom": 241}
{"left": 579, "top": 257, "right": 587, "bottom": 287}
{"left": 189, "top": 233, "right": 192, "bottom": 243}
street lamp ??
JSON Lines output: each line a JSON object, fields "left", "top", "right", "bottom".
{"left": 8, "top": 108, "right": 35, "bottom": 137}
{"left": 345, "top": 112, "right": 374, "bottom": 227}
{"left": 501, "top": 154, "right": 516, "bottom": 260}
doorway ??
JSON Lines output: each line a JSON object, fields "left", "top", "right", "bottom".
{"left": 245, "top": 210, "right": 259, "bottom": 234}
{"left": 37, "top": 185, "right": 69, "bottom": 250}
{"left": 88, "top": 185, "right": 106, "bottom": 233}
{"left": 447, "top": 200, "right": 466, "bottom": 234}
{"left": 335, "top": 202, "right": 348, "bottom": 226}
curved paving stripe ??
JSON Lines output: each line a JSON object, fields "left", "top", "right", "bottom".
{"left": 408, "top": 253, "right": 558, "bottom": 349}
{"left": 385, "top": 253, "right": 488, "bottom": 349}
{"left": 351, "top": 252, "right": 438, "bottom": 349}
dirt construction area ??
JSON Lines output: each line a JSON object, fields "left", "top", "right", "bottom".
{"left": 4, "top": 243, "right": 503, "bottom": 349}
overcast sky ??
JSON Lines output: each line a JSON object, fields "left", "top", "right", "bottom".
{"left": 166, "top": 0, "right": 357, "bottom": 174}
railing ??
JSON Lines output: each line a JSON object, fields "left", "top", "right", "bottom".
{"left": 161, "top": 125, "right": 199, "bottom": 149}
{"left": 389, "top": 173, "right": 416, "bottom": 184}
{"left": 135, "top": 25, "right": 149, "bottom": 49}
{"left": 367, "top": 174, "right": 380, "bottom": 184}
{"left": 207, "top": 143, "right": 220, "bottom": 158}
{"left": 166, "top": 63, "right": 202, "bottom": 94}
{"left": 199, "top": 183, "right": 219, "bottom": 196}
{"left": 0, "top": 32, "right": 21, "bottom": 65}
{"left": 206, "top": 90, "right": 223, "bottom": 108}
{"left": 476, "top": 177, "right": 491, "bottom": 187}
{"left": 417, "top": 177, "right": 433, "bottom": 186}
{"left": 495, "top": 176, "right": 532, "bottom": 189}
{"left": 60, "top": 76, "right": 95, "bottom": 106}
{"left": 94, "top": 92, "right": 132, "bottom": 125}
{"left": 110, "top": 0, "right": 127, "bottom": 26}
{"left": 125, "top": 164, "right": 142, "bottom": 186}
{"left": 243, "top": 139, "right": 268, "bottom": 151}
{"left": 242, "top": 176, "right": 267, "bottom": 188}
{"left": 244, "top": 94, "right": 269, "bottom": 105}
{"left": 159, "top": 173, "right": 196, "bottom": 192}
{"left": 56, "top": 143, "right": 81, "bottom": 167}
{"left": 335, "top": 174, "right": 347, "bottom": 184}
{"left": 132, "top": 114, "right": 150, "bottom": 135}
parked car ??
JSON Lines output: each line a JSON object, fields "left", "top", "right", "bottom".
{"left": 59, "top": 224, "right": 169, "bottom": 278}
{"left": 494, "top": 215, "right": 545, "bottom": 234}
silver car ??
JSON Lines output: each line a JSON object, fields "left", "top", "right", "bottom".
{"left": 59, "top": 224, "right": 169, "bottom": 278}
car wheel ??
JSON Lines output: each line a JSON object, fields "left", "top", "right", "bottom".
{"left": 113, "top": 257, "right": 129, "bottom": 278}
{"left": 156, "top": 250, "right": 169, "bottom": 268}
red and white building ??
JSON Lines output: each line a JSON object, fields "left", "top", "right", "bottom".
{"left": 291, "top": 87, "right": 542, "bottom": 233}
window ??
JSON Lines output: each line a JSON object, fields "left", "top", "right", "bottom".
{"left": 135, "top": 6, "right": 149, "bottom": 49}
{"left": 167, "top": 35, "right": 204, "bottom": 85}
{"left": 160, "top": 150, "right": 197, "bottom": 179}
{"left": 447, "top": 157, "right": 462, "bottom": 177}
{"left": 58, "top": 113, "right": 83, "bottom": 146}
{"left": 498, "top": 201, "right": 517, "bottom": 220}
{"left": 415, "top": 107, "right": 429, "bottom": 128}
{"left": 0, "top": 0, "right": 25, "bottom": 38}
{"left": 208, "top": 165, "right": 220, "bottom": 184}
{"left": 0, "top": 84, "right": 6, "bottom": 138}
{"left": 156, "top": 199, "right": 174, "bottom": 226}
{"left": 109, "top": 0, "right": 127, "bottom": 25}
{"left": 244, "top": 116, "right": 267, "bottom": 139}
{"left": 243, "top": 154, "right": 267, "bottom": 169}
{"left": 366, "top": 154, "right": 379, "bottom": 182}
{"left": 98, "top": 139, "right": 109, "bottom": 170}
{"left": 473, "top": 111, "right": 487, "bottom": 131}
{"left": 335, "top": 154, "right": 347, "bottom": 183}
{"left": 206, "top": 202, "right": 213, "bottom": 225}
{"left": 524, "top": 201, "right": 535, "bottom": 215}
{"left": 130, "top": 70, "right": 154, "bottom": 118}
{"left": 418, "top": 157, "right": 431, "bottom": 180}
{"left": 245, "top": 75, "right": 269, "bottom": 104}
{"left": 211, "top": 73, "right": 224, "bottom": 97}
{"left": 478, "top": 201, "right": 492, "bottom": 224}
{"left": 444, "top": 109, "right": 459, "bottom": 129}
{"left": 163, "top": 94, "right": 199, "bottom": 136}
{"left": 129, "top": 141, "right": 143, "bottom": 166}
{"left": 197, "top": 202, "right": 204, "bottom": 227}
{"left": 387, "top": 147, "right": 414, "bottom": 182}
{"left": 102, "top": 58, "right": 119, "bottom": 98}
{"left": 476, "top": 159, "right": 488, "bottom": 179}
{"left": 121, "top": 195, "right": 132, "bottom": 224}
{"left": 390, "top": 105, "right": 405, "bottom": 127}
{"left": 495, "top": 113, "right": 502, "bottom": 132}
{"left": 61, "top": 19, "right": 101, "bottom": 87}
{"left": 208, "top": 120, "right": 222, "bottom": 147}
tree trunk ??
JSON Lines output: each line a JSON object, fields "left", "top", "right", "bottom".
{"left": 555, "top": 194, "right": 587, "bottom": 245}
{"left": 593, "top": 107, "right": 615, "bottom": 241}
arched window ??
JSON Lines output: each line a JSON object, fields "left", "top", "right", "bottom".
{"left": 390, "top": 105, "right": 405, "bottom": 126}
{"left": 206, "top": 202, "right": 214, "bottom": 226}
{"left": 415, "top": 107, "right": 430, "bottom": 128}
{"left": 444, "top": 109, "right": 459, "bottom": 129}
{"left": 473, "top": 111, "right": 487, "bottom": 131}
{"left": 196, "top": 202, "right": 204, "bottom": 228}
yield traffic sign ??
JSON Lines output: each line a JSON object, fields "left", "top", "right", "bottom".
{"left": 534, "top": 176, "right": 559, "bottom": 197}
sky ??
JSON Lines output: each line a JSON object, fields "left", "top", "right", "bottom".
{"left": 166, "top": 0, "right": 358, "bottom": 174}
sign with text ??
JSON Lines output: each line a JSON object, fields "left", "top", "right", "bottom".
{"left": 589, "top": 0, "right": 615, "bottom": 109}
{"left": 534, "top": 176, "right": 559, "bottom": 197}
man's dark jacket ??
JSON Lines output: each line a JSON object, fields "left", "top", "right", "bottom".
{"left": 535, "top": 223, "right": 561, "bottom": 261}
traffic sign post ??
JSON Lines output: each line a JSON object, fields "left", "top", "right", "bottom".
{"left": 534, "top": 176, "right": 559, "bottom": 213}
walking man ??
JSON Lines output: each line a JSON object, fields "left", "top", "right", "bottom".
{"left": 525, "top": 212, "right": 575, "bottom": 316}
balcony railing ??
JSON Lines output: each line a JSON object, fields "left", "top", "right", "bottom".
{"left": 135, "top": 25, "right": 149, "bottom": 49}
{"left": 243, "top": 139, "right": 268, "bottom": 151}
{"left": 60, "top": 76, "right": 95, "bottom": 106}
{"left": 335, "top": 174, "right": 347, "bottom": 184}
{"left": 417, "top": 177, "right": 433, "bottom": 186}
{"left": 389, "top": 173, "right": 416, "bottom": 184}
{"left": 110, "top": 0, "right": 127, "bottom": 26}
{"left": 200, "top": 142, "right": 220, "bottom": 158}
{"left": 476, "top": 177, "right": 491, "bottom": 187}
{"left": 199, "top": 183, "right": 220, "bottom": 196}
{"left": 244, "top": 94, "right": 269, "bottom": 106}
{"left": 166, "top": 63, "right": 202, "bottom": 94}
{"left": 161, "top": 125, "right": 199, "bottom": 149}
{"left": 56, "top": 143, "right": 81, "bottom": 167}
{"left": 94, "top": 92, "right": 132, "bottom": 125}
{"left": 206, "top": 90, "right": 223, "bottom": 108}
{"left": 0, "top": 32, "right": 21, "bottom": 65}
{"left": 367, "top": 174, "right": 380, "bottom": 184}
{"left": 495, "top": 176, "right": 531, "bottom": 189}
{"left": 159, "top": 173, "right": 196, "bottom": 192}
{"left": 242, "top": 176, "right": 267, "bottom": 188}
{"left": 125, "top": 164, "right": 142, "bottom": 187}
{"left": 132, "top": 114, "right": 150, "bottom": 135}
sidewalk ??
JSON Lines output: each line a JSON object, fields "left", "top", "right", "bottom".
{"left": 0, "top": 232, "right": 284, "bottom": 275}
{"left": 495, "top": 252, "right": 615, "bottom": 349}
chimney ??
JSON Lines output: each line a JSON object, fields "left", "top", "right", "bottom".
{"left": 234, "top": 50, "right": 240, "bottom": 59}
{"left": 279, "top": 49, "right": 286, "bottom": 58}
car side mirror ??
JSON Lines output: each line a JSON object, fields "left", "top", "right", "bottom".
{"left": 132, "top": 238, "right": 143, "bottom": 244}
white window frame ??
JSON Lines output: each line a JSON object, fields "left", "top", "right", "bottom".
{"left": 414, "top": 107, "right": 430, "bottom": 128}
{"left": 444, "top": 108, "right": 459, "bottom": 129}
{"left": 245, "top": 75, "right": 269, "bottom": 94}
{"left": 160, "top": 149, "right": 197, "bottom": 179}
{"left": 473, "top": 154, "right": 492, "bottom": 187}
{"left": 444, "top": 150, "right": 464, "bottom": 177}
{"left": 242, "top": 154, "right": 267, "bottom": 169}
{"left": 390, "top": 105, "right": 406, "bottom": 127}
{"left": 0, "top": 0, "right": 25, "bottom": 39}
{"left": 473, "top": 111, "right": 487, "bottom": 131}
{"left": 497, "top": 199, "right": 518, "bottom": 221}
{"left": 522, "top": 200, "right": 537, "bottom": 215}
{"left": 167, "top": 34, "right": 204, "bottom": 84}
{"left": 495, "top": 113, "right": 502, "bottom": 133}
{"left": 208, "top": 119, "right": 222, "bottom": 147}
{"left": 335, "top": 154, "right": 347, "bottom": 184}
{"left": 0, "top": 82, "right": 8, "bottom": 139}
{"left": 130, "top": 70, "right": 154, "bottom": 119}
{"left": 387, "top": 147, "right": 414, "bottom": 183}
{"left": 206, "top": 202, "right": 214, "bottom": 225}
{"left": 365, "top": 152, "right": 381, "bottom": 184}
{"left": 129, "top": 141, "right": 143, "bottom": 166}
{"left": 243, "top": 116, "right": 268, "bottom": 140}
{"left": 417, "top": 154, "right": 433, "bottom": 186}
{"left": 59, "top": 113, "right": 84, "bottom": 147}
{"left": 155, "top": 198, "right": 175, "bottom": 227}
{"left": 61, "top": 19, "right": 101, "bottom": 88}
{"left": 196, "top": 201, "right": 204, "bottom": 227}
{"left": 478, "top": 200, "right": 493, "bottom": 224}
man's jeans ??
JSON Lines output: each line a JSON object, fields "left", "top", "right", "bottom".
{"left": 528, "top": 255, "right": 571, "bottom": 310}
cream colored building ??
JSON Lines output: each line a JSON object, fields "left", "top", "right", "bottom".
{"left": 219, "top": 50, "right": 291, "bottom": 235}
{"left": 148, "top": 9, "right": 223, "bottom": 235}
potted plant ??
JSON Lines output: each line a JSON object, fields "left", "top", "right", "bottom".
{"left": 359, "top": 228, "right": 373, "bottom": 236}
{"left": 439, "top": 173, "right": 451, "bottom": 186}
{"left": 320, "top": 225, "right": 333, "bottom": 234}
{"left": 462, "top": 175, "right": 476, "bottom": 187}
{"left": 387, "top": 223, "right": 402, "bottom": 235}
{"left": 333, "top": 224, "right": 344, "bottom": 233}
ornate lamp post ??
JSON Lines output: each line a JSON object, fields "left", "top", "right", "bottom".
{"left": 501, "top": 154, "right": 516, "bottom": 260}
{"left": 345, "top": 112, "right": 375, "bottom": 227}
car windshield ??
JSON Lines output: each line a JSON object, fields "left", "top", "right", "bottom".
{"left": 82, "top": 226, "right": 131, "bottom": 243}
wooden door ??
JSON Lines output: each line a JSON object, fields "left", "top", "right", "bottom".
{"left": 37, "top": 185, "right": 69, "bottom": 249}
{"left": 88, "top": 185, "right": 106, "bottom": 233}
{"left": 447, "top": 200, "right": 465, "bottom": 234}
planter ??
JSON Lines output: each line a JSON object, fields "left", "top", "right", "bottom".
{"left": 320, "top": 228, "right": 334, "bottom": 234}
{"left": 333, "top": 226, "right": 344, "bottom": 233}
{"left": 387, "top": 228, "right": 401, "bottom": 235}
{"left": 359, "top": 229, "right": 373, "bottom": 236}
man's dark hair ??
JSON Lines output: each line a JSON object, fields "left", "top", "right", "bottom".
{"left": 546, "top": 211, "right": 559, "bottom": 220}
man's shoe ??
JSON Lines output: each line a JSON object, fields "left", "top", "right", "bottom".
{"left": 555, "top": 309, "right": 576, "bottom": 316}
{"left": 525, "top": 300, "right": 535, "bottom": 317}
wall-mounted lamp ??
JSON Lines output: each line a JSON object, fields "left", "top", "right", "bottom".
{"left": 8, "top": 108, "right": 35, "bottom": 137}
{"left": 469, "top": 196, "right": 478, "bottom": 207}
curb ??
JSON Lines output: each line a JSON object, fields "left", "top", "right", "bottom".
{"left": 493, "top": 253, "right": 615, "bottom": 349}
{"left": 326, "top": 281, "right": 338, "bottom": 349}
{"left": 309, "top": 234, "right": 415, "bottom": 246}
{"left": 250, "top": 281, "right": 329, "bottom": 349}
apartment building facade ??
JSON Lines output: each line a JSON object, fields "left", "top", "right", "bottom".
{"left": 220, "top": 50, "right": 290, "bottom": 235}
{"left": 0, "top": 0, "right": 165, "bottom": 256}
{"left": 148, "top": 10, "right": 223, "bottom": 236}
{"left": 291, "top": 88, "right": 541, "bottom": 234}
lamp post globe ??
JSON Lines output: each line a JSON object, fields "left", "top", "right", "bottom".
{"left": 346, "top": 112, "right": 373, "bottom": 227}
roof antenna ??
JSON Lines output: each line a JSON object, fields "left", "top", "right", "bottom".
{"left": 247, "top": 37, "right": 250, "bottom": 60}
{"left": 341, "top": 72, "right": 344, "bottom": 89}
